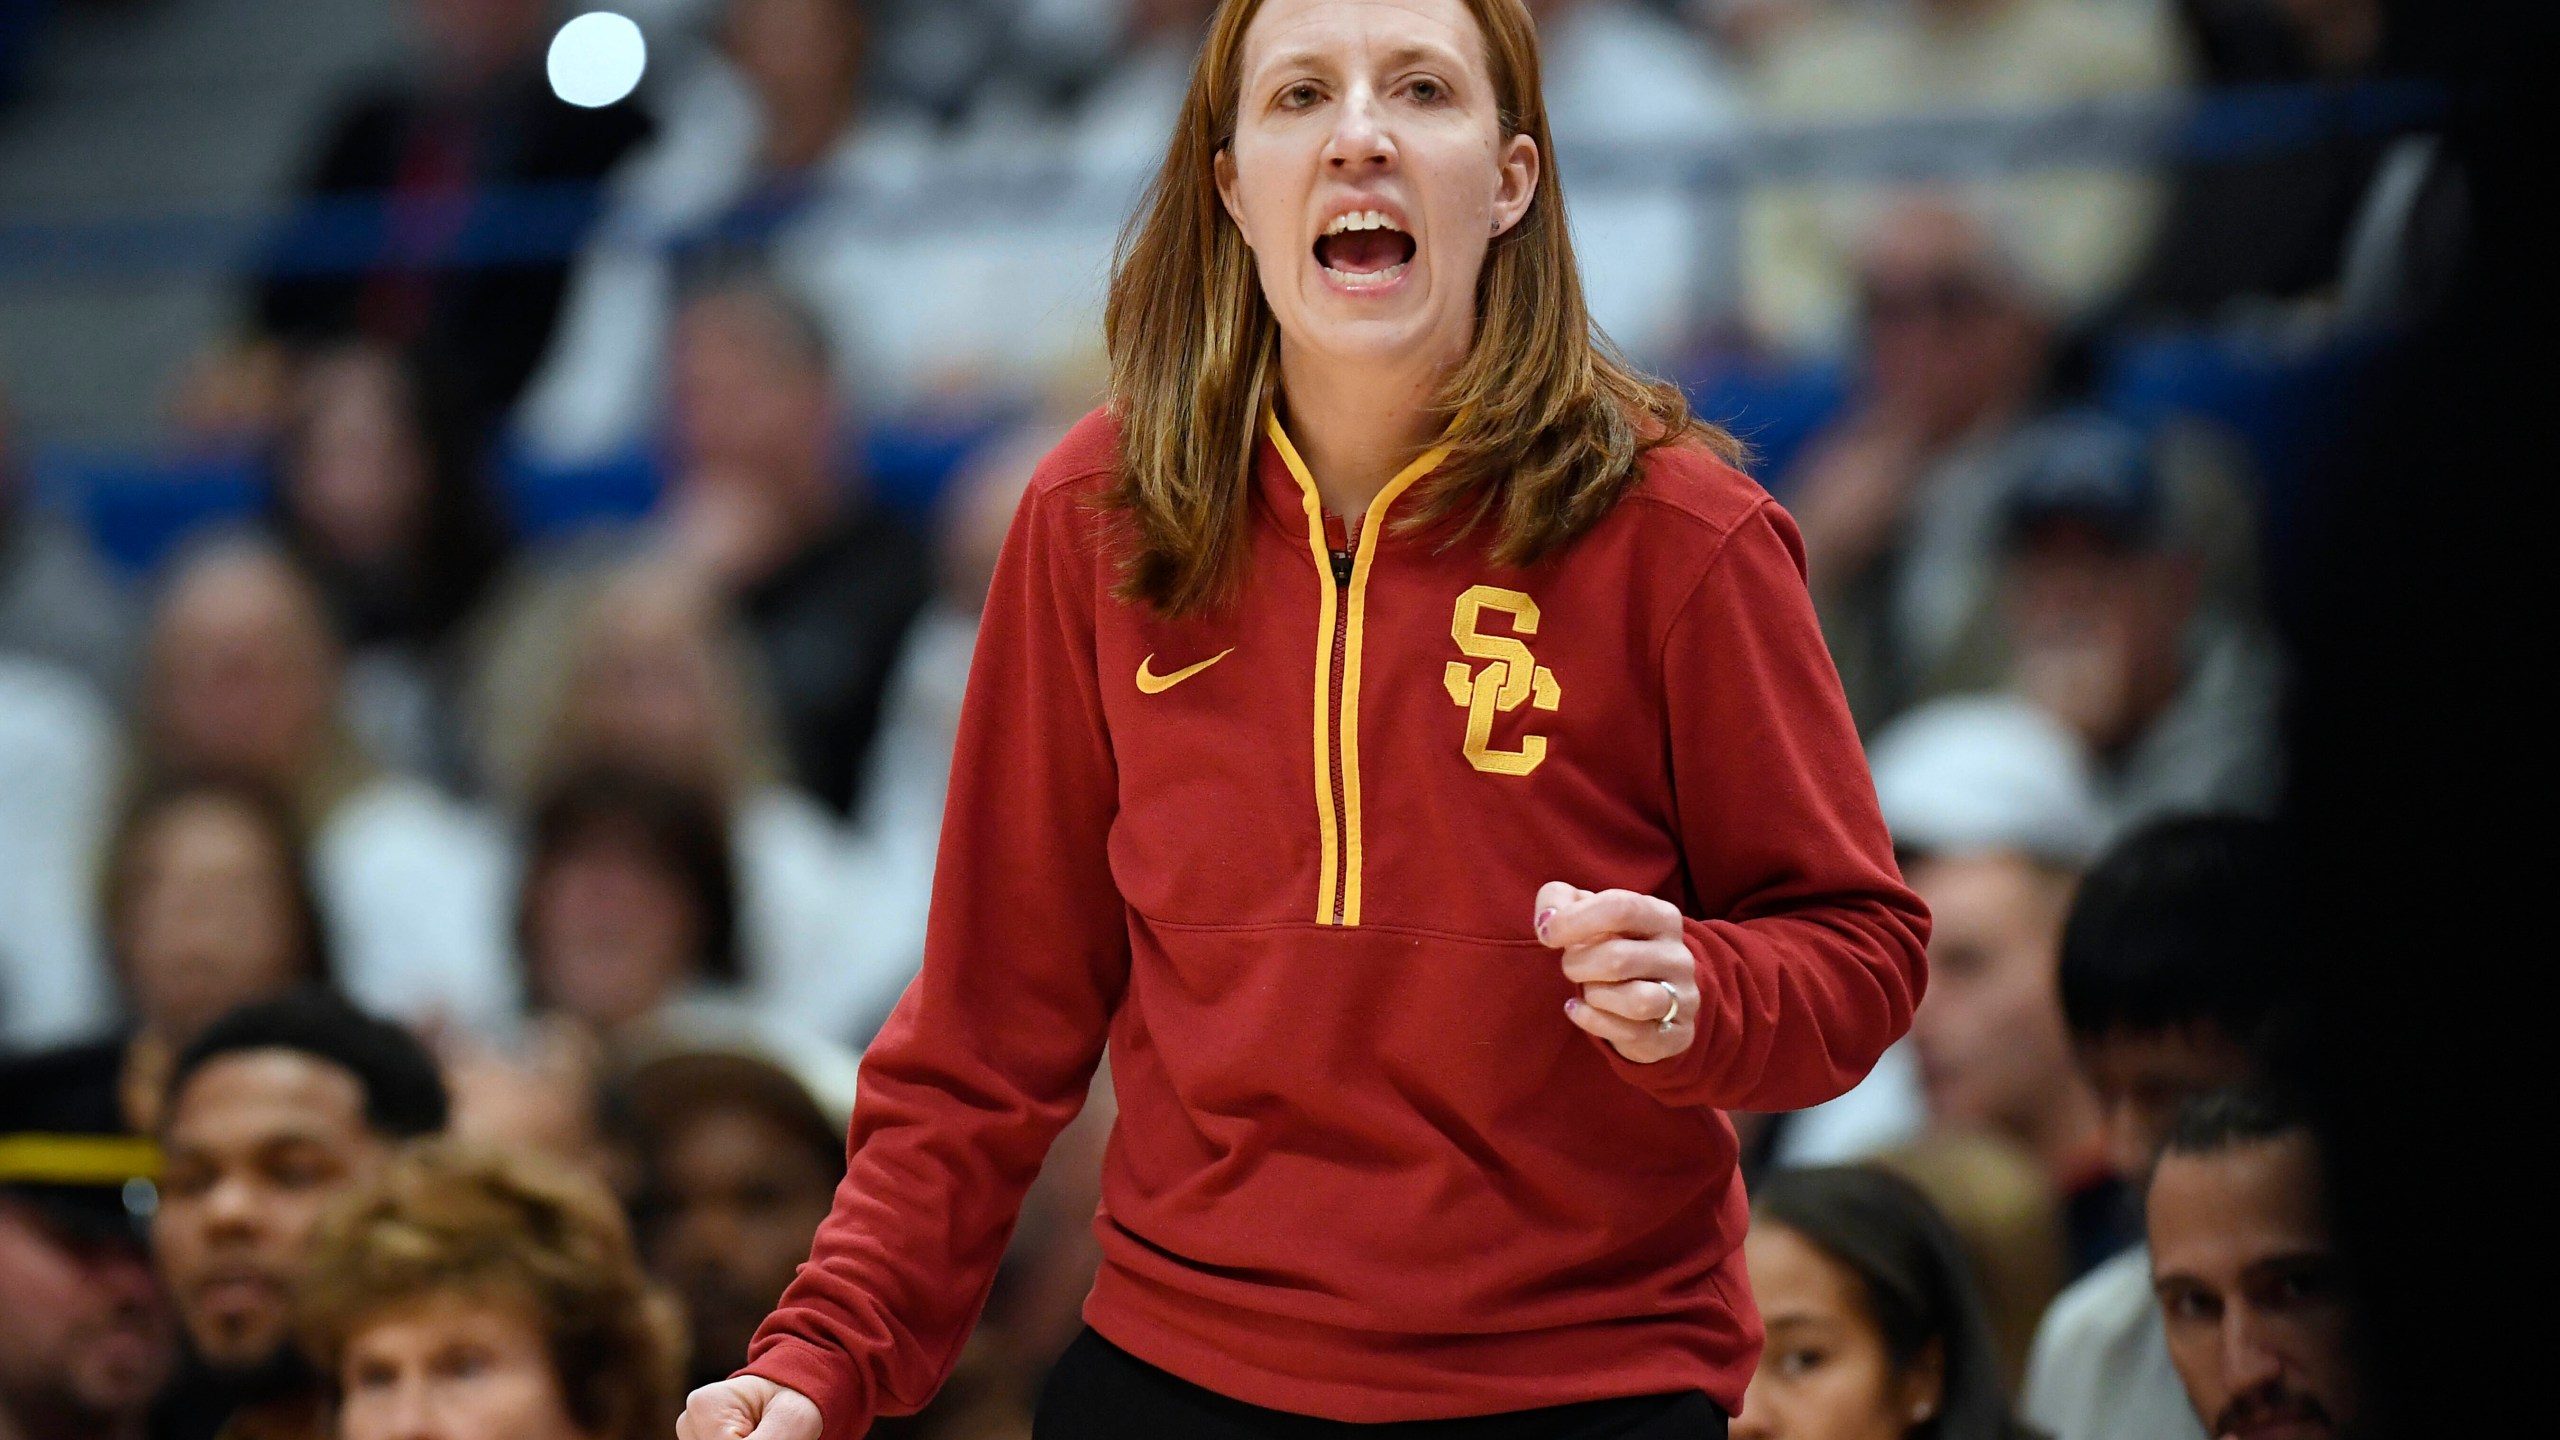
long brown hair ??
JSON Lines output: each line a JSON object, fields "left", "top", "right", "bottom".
{"left": 1103, "top": 0, "right": 1734, "bottom": 615}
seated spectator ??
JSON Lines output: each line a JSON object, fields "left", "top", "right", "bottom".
{"left": 497, "top": 564, "right": 886, "bottom": 1037}
{"left": 0, "top": 656, "right": 117, "bottom": 1048}
{"left": 268, "top": 343, "right": 507, "bottom": 784}
{"left": 516, "top": 764, "right": 746, "bottom": 1038}
{"left": 136, "top": 538, "right": 513, "bottom": 1033}
{"left": 490, "top": 279, "right": 932, "bottom": 821}
{"left": 2146, "top": 1089, "right": 2359, "bottom": 1440}
{"left": 1, "top": 378, "right": 138, "bottom": 703}
{"left": 100, "top": 774, "right": 334, "bottom": 1131}
{"left": 0, "top": 1048, "right": 176, "bottom": 1440}
{"left": 1998, "top": 414, "right": 2282, "bottom": 829}
{"left": 296, "top": 1142, "right": 681, "bottom": 1440}
{"left": 1743, "top": 0, "right": 2181, "bottom": 351}
{"left": 609, "top": 1037, "right": 854, "bottom": 1392}
{"left": 1782, "top": 197, "right": 2065, "bottom": 730}
{"left": 1869, "top": 694, "right": 2136, "bottom": 1277}
{"left": 2022, "top": 816, "right": 2285, "bottom": 1440}
{"left": 1738, "top": 1165, "right": 2039, "bottom": 1440}
{"left": 148, "top": 991, "right": 448, "bottom": 1440}
{"left": 229, "top": 0, "right": 652, "bottom": 443}
{"left": 660, "top": 281, "right": 931, "bottom": 807}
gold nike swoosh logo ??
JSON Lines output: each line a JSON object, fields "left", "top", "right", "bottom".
{"left": 1135, "top": 648, "right": 1235, "bottom": 694}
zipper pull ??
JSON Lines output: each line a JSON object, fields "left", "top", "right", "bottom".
{"left": 1328, "top": 548, "right": 1354, "bottom": 587}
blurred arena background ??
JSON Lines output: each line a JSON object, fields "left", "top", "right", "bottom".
{"left": 0, "top": 1, "right": 2538, "bottom": 1437}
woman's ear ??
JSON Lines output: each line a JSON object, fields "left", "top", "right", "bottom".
{"left": 1490, "top": 132, "right": 1540, "bottom": 238}
{"left": 1895, "top": 1337, "right": 1947, "bottom": 1430}
{"left": 1214, "top": 146, "right": 1250, "bottom": 247}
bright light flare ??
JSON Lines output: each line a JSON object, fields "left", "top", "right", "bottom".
{"left": 547, "top": 12, "right": 647, "bottom": 109}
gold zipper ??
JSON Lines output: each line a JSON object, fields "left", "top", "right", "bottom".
{"left": 1267, "top": 410, "right": 1453, "bottom": 927}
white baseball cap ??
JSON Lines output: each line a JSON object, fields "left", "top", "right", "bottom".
{"left": 1869, "top": 694, "right": 2105, "bottom": 869}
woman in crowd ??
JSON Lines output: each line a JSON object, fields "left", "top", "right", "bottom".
{"left": 516, "top": 763, "right": 747, "bottom": 1038}
{"left": 495, "top": 561, "right": 911, "bottom": 1043}
{"left": 1739, "top": 1166, "right": 2042, "bottom": 1440}
{"left": 685, "top": 0, "right": 1926, "bottom": 1435}
{"left": 268, "top": 342, "right": 506, "bottom": 784}
{"left": 101, "top": 771, "right": 332, "bottom": 1127}
{"left": 296, "top": 1141, "right": 682, "bottom": 1440}
{"left": 134, "top": 536, "right": 513, "bottom": 1031}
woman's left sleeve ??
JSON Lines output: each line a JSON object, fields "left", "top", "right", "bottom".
{"left": 1620, "top": 497, "right": 1931, "bottom": 1112}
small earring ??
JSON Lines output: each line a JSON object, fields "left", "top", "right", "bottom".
{"left": 1912, "top": 1402, "right": 1934, "bottom": 1422}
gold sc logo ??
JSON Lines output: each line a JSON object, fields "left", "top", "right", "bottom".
{"left": 1442, "top": 585, "right": 1560, "bottom": 776}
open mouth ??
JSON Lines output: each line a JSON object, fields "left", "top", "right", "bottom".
{"left": 1314, "top": 209, "right": 1416, "bottom": 289}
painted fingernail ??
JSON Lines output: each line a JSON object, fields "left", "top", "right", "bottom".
{"left": 1535, "top": 908, "right": 1555, "bottom": 940}
{"left": 1563, "top": 997, "right": 1578, "bottom": 1014}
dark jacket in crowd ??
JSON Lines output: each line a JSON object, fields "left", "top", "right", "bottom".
{"left": 743, "top": 500, "right": 935, "bottom": 819}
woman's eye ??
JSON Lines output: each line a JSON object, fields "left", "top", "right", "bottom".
{"left": 1775, "top": 1347, "right": 1825, "bottom": 1377}
{"left": 349, "top": 1363, "right": 399, "bottom": 1392}
{"left": 1409, "top": 78, "right": 1444, "bottom": 103}
{"left": 1281, "top": 83, "right": 1320, "bottom": 109}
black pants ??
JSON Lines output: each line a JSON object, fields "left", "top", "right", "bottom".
{"left": 1034, "top": 1330, "right": 1727, "bottom": 1439}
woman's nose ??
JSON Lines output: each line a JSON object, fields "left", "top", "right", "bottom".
{"left": 1323, "top": 90, "right": 1394, "bottom": 171}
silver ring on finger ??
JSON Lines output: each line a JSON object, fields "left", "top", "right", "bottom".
{"left": 1654, "top": 980, "right": 1681, "bottom": 1031}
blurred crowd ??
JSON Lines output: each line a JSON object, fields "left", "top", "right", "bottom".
{"left": 0, "top": 0, "right": 2436, "bottom": 1438}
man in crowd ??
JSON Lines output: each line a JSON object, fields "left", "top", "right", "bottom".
{"left": 613, "top": 1039, "right": 853, "bottom": 1392}
{"left": 1999, "top": 415, "right": 2282, "bottom": 829}
{"left": 146, "top": 991, "right": 447, "bottom": 1440}
{"left": 0, "top": 1048, "right": 175, "bottom": 1440}
{"left": 1782, "top": 197, "right": 2065, "bottom": 730}
{"left": 1869, "top": 693, "right": 2130, "bottom": 1273}
{"left": 2147, "top": 1088, "right": 2361, "bottom": 1440}
{"left": 2022, "top": 815, "right": 2283, "bottom": 1440}
{"left": 659, "top": 278, "right": 932, "bottom": 817}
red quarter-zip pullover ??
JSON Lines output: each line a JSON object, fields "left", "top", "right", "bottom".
{"left": 744, "top": 407, "right": 1929, "bottom": 1435}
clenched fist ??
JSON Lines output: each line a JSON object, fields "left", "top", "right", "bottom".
{"left": 1535, "top": 881, "right": 1697, "bottom": 1064}
{"left": 676, "top": 1376, "right": 822, "bottom": 1440}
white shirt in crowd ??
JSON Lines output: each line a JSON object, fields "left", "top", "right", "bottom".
{"left": 317, "top": 775, "right": 518, "bottom": 1035}
{"left": 0, "top": 659, "right": 117, "bottom": 1048}
{"left": 2022, "top": 1244, "right": 2207, "bottom": 1440}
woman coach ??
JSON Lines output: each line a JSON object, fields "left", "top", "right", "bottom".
{"left": 681, "top": 1, "right": 1929, "bottom": 1436}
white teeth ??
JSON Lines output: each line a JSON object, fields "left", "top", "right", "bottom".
{"left": 1321, "top": 260, "right": 1410, "bottom": 288}
{"left": 1323, "top": 209, "right": 1402, "bottom": 236}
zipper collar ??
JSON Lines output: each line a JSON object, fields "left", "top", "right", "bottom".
{"left": 1262, "top": 406, "right": 1456, "bottom": 550}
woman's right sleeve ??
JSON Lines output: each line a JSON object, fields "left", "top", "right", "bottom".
{"left": 740, "top": 461, "right": 1129, "bottom": 1439}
